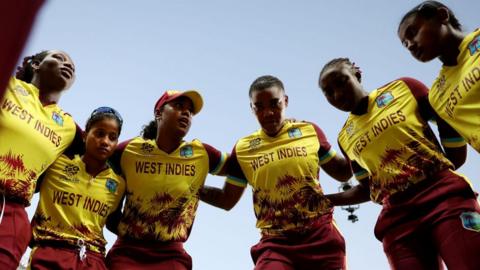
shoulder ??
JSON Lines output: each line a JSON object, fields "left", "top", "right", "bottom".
{"left": 232, "top": 130, "right": 262, "bottom": 151}
{"left": 375, "top": 77, "right": 427, "bottom": 100}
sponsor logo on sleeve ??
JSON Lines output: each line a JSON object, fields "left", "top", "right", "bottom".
{"left": 460, "top": 211, "right": 480, "bottom": 232}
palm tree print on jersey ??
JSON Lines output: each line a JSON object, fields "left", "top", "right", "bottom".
{"left": 370, "top": 127, "right": 451, "bottom": 202}
{"left": 253, "top": 173, "right": 331, "bottom": 236}
{"left": 119, "top": 190, "right": 199, "bottom": 241}
{"left": 0, "top": 151, "right": 36, "bottom": 204}
{"left": 32, "top": 210, "right": 106, "bottom": 253}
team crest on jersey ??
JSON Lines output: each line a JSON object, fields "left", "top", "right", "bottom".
{"left": 248, "top": 137, "right": 262, "bottom": 151}
{"left": 52, "top": 112, "right": 64, "bottom": 126}
{"left": 468, "top": 35, "right": 480, "bottom": 55}
{"left": 141, "top": 142, "right": 154, "bottom": 153}
{"left": 180, "top": 145, "right": 193, "bottom": 157}
{"left": 106, "top": 179, "right": 118, "bottom": 193}
{"left": 460, "top": 211, "right": 480, "bottom": 232}
{"left": 375, "top": 91, "right": 394, "bottom": 108}
{"left": 288, "top": 128, "right": 302, "bottom": 138}
{"left": 14, "top": 86, "right": 29, "bottom": 96}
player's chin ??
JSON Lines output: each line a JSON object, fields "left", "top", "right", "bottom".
{"left": 175, "top": 126, "right": 189, "bottom": 138}
{"left": 262, "top": 123, "right": 281, "bottom": 136}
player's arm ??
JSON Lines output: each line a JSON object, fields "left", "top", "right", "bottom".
{"left": 63, "top": 123, "right": 85, "bottom": 158}
{"left": 321, "top": 150, "right": 352, "bottom": 182}
{"left": 203, "top": 143, "right": 229, "bottom": 177}
{"left": 436, "top": 116, "right": 467, "bottom": 169}
{"left": 311, "top": 122, "right": 352, "bottom": 182}
{"left": 200, "top": 145, "right": 247, "bottom": 211}
{"left": 325, "top": 161, "right": 371, "bottom": 206}
{"left": 106, "top": 194, "right": 124, "bottom": 235}
{"left": 401, "top": 77, "right": 467, "bottom": 169}
{"left": 200, "top": 182, "right": 246, "bottom": 211}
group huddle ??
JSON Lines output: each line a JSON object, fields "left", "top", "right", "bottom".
{"left": 1, "top": 1, "right": 479, "bottom": 270}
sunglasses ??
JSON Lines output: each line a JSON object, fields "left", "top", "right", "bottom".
{"left": 90, "top": 106, "right": 123, "bottom": 126}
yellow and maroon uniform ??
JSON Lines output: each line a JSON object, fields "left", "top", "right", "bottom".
{"left": 430, "top": 28, "right": 480, "bottom": 152}
{"left": 338, "top": 77, "right": 480, "bottom": 269}
{"left": 1, "top": 77, "right": 77, "bottom": 206}
{"left": 226, "top": 121, "right": 345, "bottom": 269}
{"left": 106, "top": 137, "right": 227, "bottom": 270}
{"left": 29, "top": 154, "right": 124, "bottom": 269}
{"left": 0, "top": 77, "right": 78, "bottom": 267}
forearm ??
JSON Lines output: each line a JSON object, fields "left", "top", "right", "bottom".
{"left": 200, "top": 185, "right": 233, "bottom": 210}
{"left": 325, "top": 184, "right": 370, "bottom": 206}
{"left": 322, "top": 155, "right": 353, "bottom": 182}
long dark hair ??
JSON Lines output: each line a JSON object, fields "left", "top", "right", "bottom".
{"left": 141, "top": 120, "right": 157, "bottom": 140}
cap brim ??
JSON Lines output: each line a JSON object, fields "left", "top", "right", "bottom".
{"left": 179, "top": 90, "right": 203, "bottom": 115}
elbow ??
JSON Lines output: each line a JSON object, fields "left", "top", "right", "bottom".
{"left": 452, "top": 158, "right": 466, "bottom": 170}
{"left": 338, "top": 173, "right": 352, "bottom": 182}
{"left": 221, "top": 202, "right": 236, "bottom": 211}
{"left": 336, "top": 168, "right": 353, "bottom": 182}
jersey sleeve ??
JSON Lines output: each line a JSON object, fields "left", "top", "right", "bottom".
{"left": 400, "top": 77, "right": 434, "bottom": 121}
{"left": 202, "top": 143, "right": 228, "bottom": 175}
{"left": 109, "top": 139, "right": 130, "bottom": 175}
{"left": 63, "top": 123, "right": 85, "bottom": 158}
{"left": 310, "top": 122, "right": 336, "bottom": 165}
{"left": 400, "top": 77, "right": 466, "bottom": 148}
{"left": 225, "top": 145, "right": 248, "bottom": 187}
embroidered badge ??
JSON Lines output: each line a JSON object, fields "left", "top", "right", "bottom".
{"left": 287, "top": 128, "right": 302, "bottom": 138}
{"left": 375, "top": 92, "right": 394, "bottom": 108}
{"left": 106, "top": 179, "right": 118, "bottom": 193}
{"left": 180, "top": 145, "right": 193, "bottom": 157}
{"left": 435, "top": 75, "right": 448, "bottom": 98}
{"left": 52, "top": 112, "right": 64, "bottom": 126}
{"left": 14, "top": 86, "right": 29, "bottom": 96}
{"left": 63, "top": 164, "right": 80, "bottom": 177}
{"left": 248, "top": 138, "right": 262, "bottom": 152}
{"left": 345, "top": 121, "right": 355, "bottom": 138}
{"left": 61, "top": 164, "right": 80, "bottom": 183}
{"left": 141, "top": 142, "right": 154, "bottom": 153}
{"left": 468, "top": 35, "right": 480, "bottom": 55}
{"left": 460, "top": 211, "right": 480, "bottom": 232}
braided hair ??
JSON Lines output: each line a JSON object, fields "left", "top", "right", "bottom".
{"left": 319, "top": 57, "right": 362, "bottom": 87}
{"left": 15, "top": 50, "right": 49, "bottom": 83}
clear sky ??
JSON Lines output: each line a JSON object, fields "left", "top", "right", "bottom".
{"left": 21, "top": 1, "right": 480, "bottom": 269}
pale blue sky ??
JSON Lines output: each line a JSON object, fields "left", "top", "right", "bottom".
{"left": 21, "top": 1, "right": 480, "bottom": 269}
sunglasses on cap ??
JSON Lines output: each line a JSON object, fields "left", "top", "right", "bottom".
{"left": 90, "top": 106, "right": 123, "bottom": 126}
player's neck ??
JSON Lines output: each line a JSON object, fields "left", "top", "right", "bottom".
{"left": 439, "top": 29, "right": 465, "bottom": 66}
{"left": 82, "top": 155, "right": 108, "bottom": 177}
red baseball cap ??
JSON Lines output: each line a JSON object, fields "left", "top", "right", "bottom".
{"left": 153, "top": 90, "right": 203, "bottom": 115}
